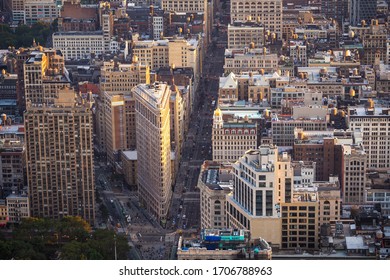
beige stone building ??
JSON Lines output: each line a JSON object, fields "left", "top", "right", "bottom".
{"left": 280, "top": 189, "right": 319, "bottom": 250}
{"left": 224, "top": 48, "right": 279, "bottom": 75}
{"left": 212, "top": 108, "right": 257, "bottom": 163}
{"left": 317, "top": 179, "right": 342, "bottom": 228}
{"left": 230, "top": 0, "right": 283, "bottom": 38}
{"left": 133, "top": 83, "right": 172, "bottom": 222}
{"left": 52, "top": 31, "right": 108, "bottom": 60}
{"left": 168, "top": 38, "right": 202, "bottom": 81}
{"left": 228, "top": 22, "right": 265, "bottom": 49}
{"left": 243, "top": 72, "right": 290, "bottom": 101}
{"left": 226, "top": 145, "right": 293, "bottom": 248}
{"left": 100, "top": 60, "right": 150, "bottom": 94}
{"left": 161, "top": 0, "right": 207, "bottom": 12}
{"left": 297, "top": 67, "right": 343, "bottom": 98}
{"left": 293, "top": 164, "right": 342, "bottom": 231}
{"left": 348, "top": 104, "right": 390, "bottom": 170}
{"left": 23, "top": 49, "right": 70, "bottom": 105}
{"left": 133, "top": 37, "right": 202, "bottom": 79}
{"left": 5, "top": 0, "right": 25, "bottom": 21}
{"left": 52, "top": 4, "right": 114, "bottom": 59}
{"left": 218, "top": 71, "right": 290, "bottom": 102}
{"left": 132, "top": 39, "right": 169, "bottom": 70}
{"left": 342, "top": 144, "right": 367, "bottom": 204}
{"left": 23, "top": 48, "right": 95, "bottom": 224}
{"left": 218, "top": 72, "right": 238, "bottom": 104}
{"left": 24, "top": 0, "right": 58, "bottom": 25}
{"left": 197, "top": 161, "right": 233, "bottom": 229}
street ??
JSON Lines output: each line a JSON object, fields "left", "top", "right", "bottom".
{"left": 168, "top": 26, "right": 226, "bottom": 234}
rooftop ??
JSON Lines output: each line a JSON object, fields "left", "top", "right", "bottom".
{"left": 200, "top": 161, "right": 233, "bottom": 191}
{"left": 219, "top": 72, "right": 237, "bottom": 89}
{"left": 223, "top": 122, "right": 256, "bottom": 129}
{"left": 345, "top": 236, "right": 368, "bottom": 250}
{"left": 0, "top": 100, "right": 17, "bottom": 106}
{"left": 53, "top": 31, "right": 104, "bottom": 36}
{"left": 122, "top": 150, "right": 137, "bottom": 161}
{"left": 178, "top": 229, "right": 271, "bottom": 258}
{"left": 229, "top": 21, "right": 264, "bottom": 28}
{"left": 292, "top": 189, "right": 318, "bottom": 202}
{"left": 133, "top": 82, "right": 170, "bottom": 109}
{"left": 349, "top": 106, "right": 390, "bottom": 117}
{"left": 0, "top": 125, "right": 24, "bottom": 135}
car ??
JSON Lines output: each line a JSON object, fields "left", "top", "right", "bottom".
{"left": 182, "top": 214, "right": 186, "bottom": 219}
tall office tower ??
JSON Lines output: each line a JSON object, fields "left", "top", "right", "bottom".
{"left": 99, "top": 2, "right": 114, "bottom": 52}
{"left": 96, "top": 92, "right": 129, "bottom": 164}
{"left": 24, "top": 49, "right": 94, "bottom": 224}
{"left": 23, "top": 48, "right": 70, "bottom": 105}
{"left": 349, "top": 0, "right": 377, "bottom": 26}
{"left": 230, "top": 0, "right": 283, "bottom": 38}
{"left": 226, "top": 144, "right": 293, "bottom": 248}
{"left": 362, "top": 21, "right": 387, "bottom": 66}
{"left": 133, "top": 82, "right": 172, "bottom": 222}
{"left": 342, "top": 144, "right": 367, "bottom": 204}
{"left": 321, "top": 0, "right": 349, "bottom": 26}
{"left": 348, "top": 101, "right": 390, "bottom": 170}
{"left": 25, "top": 87, "right": 95, "bottom": 224}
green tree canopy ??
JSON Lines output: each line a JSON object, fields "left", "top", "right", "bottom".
{"left": 0, "top": 22, "right": 53, "bottom": 49}
{"left": 1, "top": 217, "right": 129, "bottom": 260}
